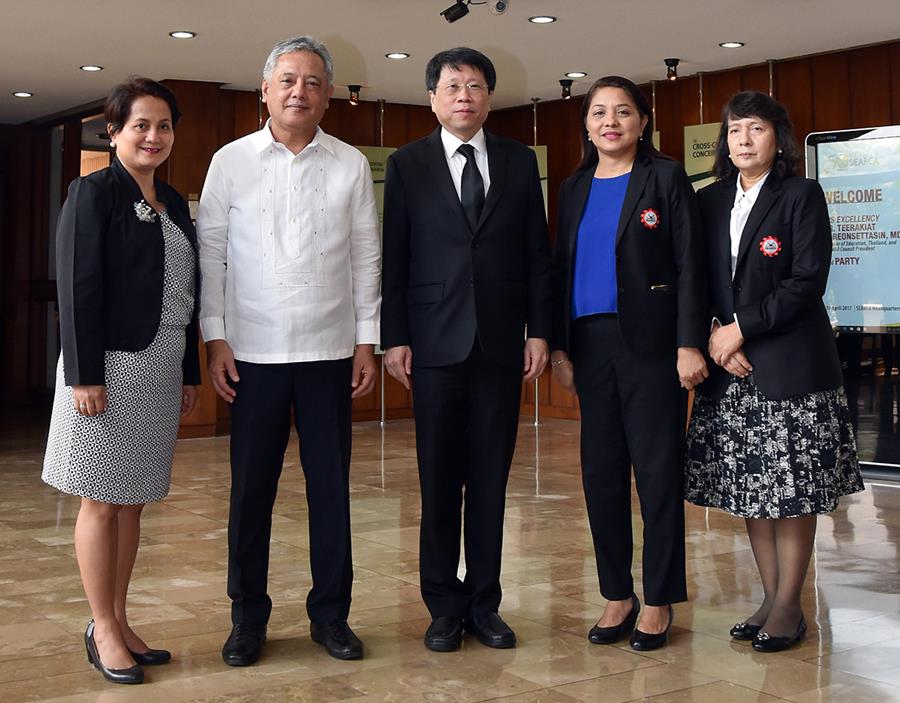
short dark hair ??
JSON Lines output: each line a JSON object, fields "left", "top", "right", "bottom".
{"left": 713, "top": 91, "right": 800, "bottom": 181}
{"left": 105, "top": 77, "right": 181, "bottom": 136}
{"left": 575, "top": 76, "right": 665, "bottom": 174}
{"left": 425, "top": 47, "right": 496, "bottom": 93}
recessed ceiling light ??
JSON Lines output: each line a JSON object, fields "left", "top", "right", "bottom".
{"left": 719, "top": 41, "right": 745, "bottom": 49}
{"left": 565, "top": 71, "right": 588, "bottom": 79}
{"left": 528, "top": 15, "right": 557, "bottom": 24}
{"left": 385, "top": 52, "right": 410, "bottom": 60}
{"left": 12, "top": 91, "right": 33, "bottom": 98}
{"left": 80, "top": 65, "right": 104, "bottom": 72}
{"left": 169, "top": 30, "right": 196, "bottom": 39}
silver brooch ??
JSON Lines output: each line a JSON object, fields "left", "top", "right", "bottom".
{"left": 134, "top": 200, "right": 157, "bottom": 223}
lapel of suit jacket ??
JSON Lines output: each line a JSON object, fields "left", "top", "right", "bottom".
{"left": 566, "top": 169, "right": 594, "bottom": 259}
{"left": 712, "top": 180, "right": 734, "bottom": 277}
{"left": 477, "top": 132, "right": 506, "bottom": 231}
{"left": 615, "top": 154, "right": 651, "bottom": 246}
{"left": 734, "top": 173, "right": 781, "bottom": 272}
{"left": 424, "top": 128, "right": 471, "bottom": 231}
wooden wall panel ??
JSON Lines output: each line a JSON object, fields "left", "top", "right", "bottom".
{"left": 811, "top": 52, "right": 851, "bottom": 132}
{"left": 891, "top": 43, "right": 900, "bottom": 124}
{"left": 774, "top": 58, "right": 814, "bottom": 149}
{"left": 321, "top": 99, "right": 378, "bottom": 145}
{"left": 653, "top": 78, "right": 681, "bottom": 160}
{"left": 702, "top": 71, "right": 741, "bottom": 124}
{"left": 848, "top": 44, "right": 892, "bottom": 128}
{"left": 740, "top": 64, "right": 770, "bottom": 94}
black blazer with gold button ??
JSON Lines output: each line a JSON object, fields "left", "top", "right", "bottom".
{"left": 552, "top": 153, "right": 708, "bottom": 357}
{"left": 56, "top": 157, "right": 200, "bottom": 387}
{"left": 696, "top": 173, "right": 842, "bottom": 401}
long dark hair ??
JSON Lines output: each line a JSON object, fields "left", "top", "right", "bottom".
{"left": 575, "top": 76, "right": 664, "bottom": 173}
{"left": 712, "top": 91, "right": 801, "bottom": 182}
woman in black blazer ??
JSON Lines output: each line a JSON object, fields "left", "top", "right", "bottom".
{"left": 550, "top": 76, "right": 708, "bottom": 651}
{"left": 42, "top": 78, "right": 200, "bottom": 684}
{"left": 684, "top": 91, "right": 862, "bottom": 652}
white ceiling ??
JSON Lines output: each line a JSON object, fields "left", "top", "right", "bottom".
{"left": 1, "top": 0, "right": 898, "bottom": 125}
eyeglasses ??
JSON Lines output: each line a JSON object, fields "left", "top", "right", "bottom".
{"left": 437, "top": 82, "right": 488, "bottom": 96}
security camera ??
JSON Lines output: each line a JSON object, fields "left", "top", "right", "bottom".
{"left": 488, "top": 0, "right": 509, "bottom": 15}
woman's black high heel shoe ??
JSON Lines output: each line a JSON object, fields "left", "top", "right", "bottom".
{"left": 730, "top": 621, "right": 763, "bottom": 641}
{"left": 752, "top": 615, "right": 806, "bottom": 652}
{"left": 629, "top": 605, "right": 673, "bottom": 651}
{"left": 129, "top": 647, "right": 171, "bottom": 665}
{"left": 84, "top": 621, "right": 144, "bottom": 685}
{"left": 588, "top": 593, "right": 640, "bottom": 644}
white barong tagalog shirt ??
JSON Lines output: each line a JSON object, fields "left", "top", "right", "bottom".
{"left": 197, "top": 123, "right": 381, "bottom": 363}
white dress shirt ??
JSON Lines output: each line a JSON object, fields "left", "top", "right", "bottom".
{"left": 440, "top": 127, "right": 491, "bottom": 199}
{"left": 197, "top": 122, "right": 381, "bottom": 363}
{"left": 729, "top": 170, "right": 770, "bottom": 278}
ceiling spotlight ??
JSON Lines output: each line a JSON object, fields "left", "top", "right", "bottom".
{"left": 80, "top": 65, "right": 103, "bottom": 72}
{"left": 528, "top": 15, "right": 557, "bottom": 23}
{"left": 559, "top": 79, "right": 573, "bottom": 99}
{"left": 385, "top": 52, "right": 410, "bottom": 60}
{"left": 665, "top": 58, "right": 680, "bottom": 81}
{"left": 169, "top": 30, "right": 196, "bottom": 39}
{"left": 441, "top": 0, "right": 469, "bottom": 23}
{"left": 348, "top": 84, "right": 361, "bottom": 106}
{"left": 12, "top": 91, "right": 33, "bottom": 98}
{"left": 565, "top": 71, "right": 587, "bottom": 79}
{"left": 719, "top": 41, "right": 745, "bottom": 49}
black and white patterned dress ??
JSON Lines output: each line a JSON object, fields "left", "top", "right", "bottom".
{"left": 684, "top": 375, "right": 863, "bottom": 519}
{"left": 42, "top": 212, "right": 195, "bottom": 504}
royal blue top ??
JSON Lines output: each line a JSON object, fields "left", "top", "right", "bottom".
{"left": 572, "top": 173, "right": 630, "bottom": 318}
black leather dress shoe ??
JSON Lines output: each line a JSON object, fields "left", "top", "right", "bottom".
{"left": 221, "top": 624, "right": 266, "bottom": 666}
{"left": 629, "top": 605, "right": 673, "bottom": 651}
{"left": 310, "top": 620, "right": 363, "bottom": 660}
{"left": 424, "top": 616, "right": 464, "bottom": 652}
{"left": 465, "top": 612, "right": 516, "bottom": 649}
{"left": 729, "top": 621, "right": 762, "bottom": 641}
{"left": 752, "top": 615, "right": 806, "bottom": 652}
{"left": 84, "top": 620, "right": 144, "bottom": 685}
{"left": 589, "top": 593, "right": 640, "bottom": 645}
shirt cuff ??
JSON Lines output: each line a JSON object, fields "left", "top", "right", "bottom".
{"left": 199, "top": 317, "right": 226, "bottom": 342}
{"left": 356, "top": 320, "right": 380, "bottom": 346}
{"left": 733, "top": 313, "right": 742, "bottom": 337}
{"left": 710, "top": 316, "right": 721, "bottom": 333}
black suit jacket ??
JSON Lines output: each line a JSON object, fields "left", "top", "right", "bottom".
{"left": 552, "top": 154, "right": 707, "bottom": 356}
{"left": 56, "top": 158, "right": 201, "bottom": 386}
{"left": 381, "top": 128, "right": 552, "bottom": 368}
{"left": 697, "top": 174, "right": 842, "bottom": 400}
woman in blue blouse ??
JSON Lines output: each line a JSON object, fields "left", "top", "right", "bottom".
{"left": 550, "top": 76, "right": 707, "bottom": 651}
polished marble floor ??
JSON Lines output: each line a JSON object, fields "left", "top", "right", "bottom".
{"left": 1, "top": 417, "right": 899, "bottom": 702}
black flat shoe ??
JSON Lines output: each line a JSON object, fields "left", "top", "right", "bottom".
{"left": 589, "top": 593, "right": 640, "bottom": 645}
{"left": 465, "top": 612, "right": 516, "bottom": 649}
{"left": 128, "top": 647, "right": 172, "bottom": 665}
{"left": 752, "top": 615, "right": 806, "bottom": 653}
{"left": 310, "top": 620, "right": 363, "bottom": 660}
{"left": 221, "top": 624, "right": 266, "bottom": 666}
{"left": 424, "top": 616, "right": 464, "bottom": 652}
{"left": 629, "top": 605, "right": 674, "bottom": 651}
{"left": 84, "top": 620, "right": 144, "bottom": 685}
{"left": 729, "top": 621, "right": 762, "bottom": 641}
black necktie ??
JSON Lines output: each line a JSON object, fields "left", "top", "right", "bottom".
{"left": 457, "top": 144, "right": 484, "bottom": 230}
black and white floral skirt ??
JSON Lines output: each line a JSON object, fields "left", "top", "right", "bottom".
{"left": 684, "top": 375, "right": 863, "bottom": 519}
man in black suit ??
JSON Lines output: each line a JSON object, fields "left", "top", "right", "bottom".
{"left": 382, "top": 47, "right": 552, "bottom": 651}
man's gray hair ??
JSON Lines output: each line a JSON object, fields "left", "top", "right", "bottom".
{"left": 262, "top": 36, "right": 334, "bottom": 85}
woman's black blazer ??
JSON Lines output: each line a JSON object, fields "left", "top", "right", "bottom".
{"left": 696, "top": 174, "right": 842, "bottom": 401}
{"left": 56, "top": 158, "right": 201, "bottom": 386}
{"left": 552, "top": 153, "right": 708, "bottom": 356}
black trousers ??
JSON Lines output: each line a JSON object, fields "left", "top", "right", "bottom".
{"left": 411, "top": 342, "right": 522, "bottom": 618}
{"left": 571, "top": 315, "right": 687, "bottom": 606}
{"left": 227, "top": 358, "right": 353, "bottom": 626}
